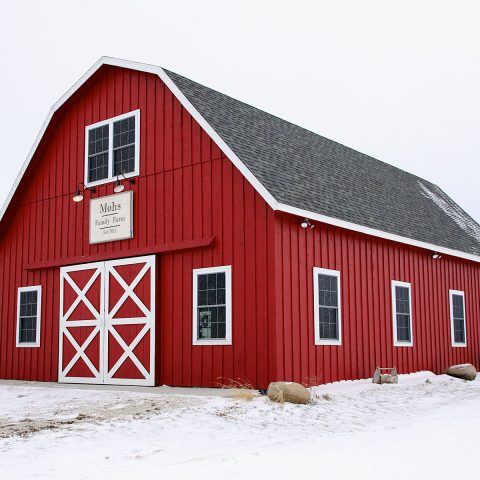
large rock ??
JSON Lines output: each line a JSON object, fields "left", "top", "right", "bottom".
{"left": 267, "top": 381, "right": 310, "bottom": 404}
{"left": 446, "top": 363, "right": 477, "bottom": 381}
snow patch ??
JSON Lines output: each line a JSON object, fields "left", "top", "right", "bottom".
{"left": 1, "top": 373, "right": 480, "bottom": 479}
{"left": 419, "top": 181, "right": 480, "bottom": 249}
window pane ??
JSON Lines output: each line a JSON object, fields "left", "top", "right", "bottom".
{"left": 20, "top": 317, "right": 37, "bottom": 343}
{"left": 396, "top": 314, "right": 411, "bottom": 342}
{"left": 207, "top": 274, "right": 217, "bottom": 290}
{"left": 18, "top": 290, "right": 39, "bottom": 344}
{"left": 113, "top": 116, "right": 136, "bottom": 176}
{"left": 217, "top": 288, "right": 226, "bottom": 305}
{"left": 317, "top": 273, "right": 340, "bottom": 340}
{"left": 88, "top": 125, "right": 110, "bottom": 183}
{"left": 454, "top": 319, "right": 465, "bottom": 344}
{"left": 318, "top": 274, "right": 338, "bottom": 308}
{"left": 217, "top": 273, "right": 225, "bottom": 288}
{"left": 196, "top": 271, "right": 227, "bottom": 340}
{"left": 452, "top": 294, "right": 465, "bottom": 343}
{"left": 198, "top": 290, "right": 207, "bottom": 306}
{"left": 394, "top": 285, "right": 411, "bottom": 343}
{"left": 395, "top": 286, "right": 410, "bottom": 314}
{"left": 318, "top": 306, "right": 338, "bottom": 340}
{"left": 113, "top": 145, "right": 135, "bottom": 175}
{"left": 198, "top": 274, "right": 207, "bottom": 291}
{"left": 207, "top": 288, "right": 217, "bottom": 305}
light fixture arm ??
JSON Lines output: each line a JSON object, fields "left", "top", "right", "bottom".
{"left": 72, "top": 182, "right": 96, "bottom": 203}
{"left": 113, "top": 173, "right": 135, "bottom": 193}
{"left": 77, "top": 182, "right": 96, "bottom": 193}
{"left": 117, "top": 173, "right": 135, "bottom": 184}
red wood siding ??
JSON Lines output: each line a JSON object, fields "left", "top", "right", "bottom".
{"left": 274, "top": 212, "right": 480, "bottom": 385}
{"left": 0, "top": 65, "right": 277, "bottom": 388}
{"left": 1, "top": 63, "right": 479, "bottom": 389}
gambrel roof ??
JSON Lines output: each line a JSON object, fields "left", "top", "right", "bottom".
{"left": 2, "top": 57, "right": 480, "bottom": 262}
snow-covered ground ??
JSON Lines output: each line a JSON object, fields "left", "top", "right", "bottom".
{"left": 1, "top": 372, "right": 479, "bottom": 479}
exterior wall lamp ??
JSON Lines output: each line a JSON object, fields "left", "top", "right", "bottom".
{"left": 301, "top": 218, "right": 314, "bottom": 229}
{"left": 432, "top": 252, "right": 442, "bottom": 259}
{"left": 72, "top": 183, "right": 96, "bottom": 203}
{"left": 113, "top": 173, "right": 135, "bottom": 193}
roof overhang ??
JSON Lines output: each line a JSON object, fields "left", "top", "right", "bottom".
{"left": 1, "top": 56, "right": 480, "bottom": 264}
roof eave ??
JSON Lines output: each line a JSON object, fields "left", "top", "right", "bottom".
{"left": 277, "top": 203, "right": 480, "bottom": 263}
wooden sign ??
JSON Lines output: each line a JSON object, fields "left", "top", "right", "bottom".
{"left": 89, "top": 191, "right": 133, "bottom": 244}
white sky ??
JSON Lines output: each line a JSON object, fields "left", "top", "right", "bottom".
{"left": 1, "top": 0, "right": 479, "bottom": 222}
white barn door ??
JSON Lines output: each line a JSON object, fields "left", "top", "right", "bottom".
{"left": 58, "top": 262, "right": 105, "bottom": 384}
{"left": 58, "top": 256, "right": 155, "bottom": 386}
{"left": 104, "top": 256, "right": 155, "bottom": 386}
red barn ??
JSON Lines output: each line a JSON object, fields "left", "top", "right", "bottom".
{"left": 1, "top": 57, "right": 479, "bottom": 388}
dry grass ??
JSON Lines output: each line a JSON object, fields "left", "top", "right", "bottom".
{"left": 301, "top": 375, "right": 324, "bottom": 388}
{"left": 217, "top": 378, "right": 259, "bottom": 402}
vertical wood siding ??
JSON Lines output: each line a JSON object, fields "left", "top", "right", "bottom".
{"left": 0, "top": 65, "right": 277, "bottom": 388}
{"left": 1, "top": 64, "right": 479, "bottom": 388}
{"left": 274, "top": 213, "right": 480, "bottom": 385}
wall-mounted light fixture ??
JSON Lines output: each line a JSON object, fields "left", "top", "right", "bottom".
{"left": 301, "top": 218, "right": 314, "bottom": 229}
{"left": 72, "top": 183, "right": 96, "bottom": 203}
{"left": 432, "top": 252, "right": 442, "bottom": 259}
{"left": 113, "top": 173, "right": 135, "bottom": 193}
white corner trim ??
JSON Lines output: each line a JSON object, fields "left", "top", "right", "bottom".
{"left": 84, "top": 109, "right": 140, "bottom": 187}
{"left": 313, "top": 267, "right": 342, "bottom": 346}
{"left": 16, "top": 285, "right": 42, "bottom": 347}
{"left": 449, "top": 289, "right": 467, "bottom": 347}
{"left": 192, "top": 265, "right": 232, "bottom": 346}
{"left": 277, "top": 203, "right": 480, "bottom": 264}
{"left": 2, "top": 56, "right": 480, "bottom": 267}
{"left": 391, "top": 280, "right": 413, "bottom": 347}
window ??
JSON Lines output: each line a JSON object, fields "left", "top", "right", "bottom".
{"left": 449, "top": 290, "right": 467, "bottom": 347}
{"left": 16, "top": 286, "right": 42, "bottom": 347}
{"left": 392, "top": 281, "right": 413, "bottom": 346}
{"left": 313, "top": 268, "right": 342, "bottom": 345}
{"left": 193, "top": 266, "right": 232, "bottom": 345}
{"left": 85, "top": 110, "right": 140, "bottom": 187}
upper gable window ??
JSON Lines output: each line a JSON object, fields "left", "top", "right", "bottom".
{"left": 85, "top": 110, "right": 140, "bottom": 187}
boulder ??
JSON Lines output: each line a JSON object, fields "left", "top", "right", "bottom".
{"left": 267, "top": 381, "right": 310, "bottom": 404}
{"left": 446, "top": 363, "right": 477, "bottom": 381}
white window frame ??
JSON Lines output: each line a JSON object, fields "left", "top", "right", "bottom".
{"left": 391, "top": 280, "right": 413, "bottom": 347}
{"left": 192, "top": 266, "right": 232, "bottom": 346}
{"left": 16, "top": 286, "right": 42, "bottom": 347}
{"left": 313, "top": 267, "right": 342, "bottom": 346}
{"left": 84, "top": 109, "right": 140, "bottom": 188}
{"left": 449, "top": 289, "right": 467, "bottom": 347}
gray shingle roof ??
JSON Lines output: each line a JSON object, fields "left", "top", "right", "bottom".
{"left": 164, "top": 69, "right": 480, "bottom": 257}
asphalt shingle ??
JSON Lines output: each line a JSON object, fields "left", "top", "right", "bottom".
{"left": 164, "top": 69, "right": 480, "bottom": 257}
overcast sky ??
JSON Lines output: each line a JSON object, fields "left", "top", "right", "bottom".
{"left": 1, "top": 1, "right": 479, "bottom": 222}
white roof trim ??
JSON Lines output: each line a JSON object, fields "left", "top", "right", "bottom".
{"left": 278, "top": 203, "right": 480, "bottom": 263}
{"left": 2, "top": 56, "right": 479, "bottom": 264}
